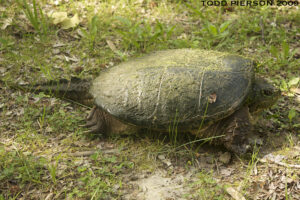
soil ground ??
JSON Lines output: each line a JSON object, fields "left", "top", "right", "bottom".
{"left": 0, "top": 1, "right": 299, "bottom": 199}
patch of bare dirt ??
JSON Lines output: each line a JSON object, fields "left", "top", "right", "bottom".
{"left": 123, "top": 169, "right": 195, "bottom": 200}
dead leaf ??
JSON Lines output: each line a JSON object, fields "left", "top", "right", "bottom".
{"left": 106, "top": 40, "right": 118, "bottom": 53}
{"left": 294, "top": 47, "right": 300, "bottom": 58}
{"left": 64, "top": 55, "right": 79, "bottom": 62}
{"left": 158, "top": 154, "right": 166, "bottom": 160}
{"left": 60, "top": 14, "right": 80, "bottom": 29}
{"left": 1, "top": 17, "right": 12, "bottom": 30}
{"left": 220, "top": 168, "right": 234, "bottom": 176}
{"left": 158, "top": 154, "right": 172, "bottom": 168}
{"left": 16, "top": 108, "right": 24, "bottom": 116}
{"left": 45, "top": 192, "right": 54, "bottom": 200}
{"left": 45, "top": 126, "right": 53, "bottom": 133}
{"left": 260, "top": 153, "right": 300, "bottom": 169}
{"left": 225, "top": 187, "right": 246, "bottom": 200}
{"left": 49, "top": 12, "right": 80, "bottom": 29}
{"left": 291, "top": 88, "right": 300, "bottom": 95}
{"left": 0, "top": 67, "right": 7, "bottom": 74}
{"left": 52, "top": 48, "right": 60, "bottom": 55}
{"left": 51, "top": 12, "right": 68, "bottom": 25}
{"left": 253, "top": 164, "right": 258, "bottom": 175}
{"left": 9, "top": 185, "right": 20, "bottom": 195}
{"left": 149, "top": 1, "right": 158, "bottom": 9}
{"left": 5, "top": 110, "right": 13, "bottom": 116}
{"left": 69, "top": 151, "right": 96, "bottom": 157}
{"left": 263, "top": 153, "right": 286, "bottom": 163}
{"left": 53, "top": 42, "right": 66, "bottom": 48}
{"left": 208, "top": 93, "right": 217, "bottom": 103}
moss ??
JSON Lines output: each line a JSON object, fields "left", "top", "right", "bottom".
{"left": 91, "top": 49, "right": 254, "bottom": 131}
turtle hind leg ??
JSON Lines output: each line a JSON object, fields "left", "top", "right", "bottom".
{"left": 83, "top": 106, "right": 137, "bottom": 136}
{"left": 222, "top": 106, "right": 261, "bottom": 155}
{"left": 84, "top": 106, "right": 108, "bottom": 135}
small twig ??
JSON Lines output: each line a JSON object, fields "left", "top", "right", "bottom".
{"left": 224, "top": 187, "right": 246, "bottom": 200}
{"left": 259, "top": 158, "right": 300, "bottom": 169}
{"left": 61, "top": 97, "right": 92, "bottom": 109}
{"left": 215, "top": 159, "right": 220, "bottom": 175}
{"left": 69, "top": 151, "right": 96, "bottom": 157}
{"left": 69, "top": 149, "right": 120, "bottom": 157}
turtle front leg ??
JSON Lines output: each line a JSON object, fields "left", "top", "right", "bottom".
{"left": 84, "top": 106, "right": 108, "bottom": 134}
{"left": 222, "top": 106, "right": 262, "bottom": 155}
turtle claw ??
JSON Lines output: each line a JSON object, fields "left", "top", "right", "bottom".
{"left": 79, "top": 124, "right": 88, "bottom": 127}
{"left": 84, "top": 123, "right": 103, "bottom": 134}
{"left": 79, "top": 119, "right": 96, "bottom": 128}
{"left": 87, "top": 106, "right": 97, "bottom": 120}
{"left": 85, "top": 118, "right": 97, "bottom": 127}
{"left": 83, "top": 106, "right": 107, "bottom": 134}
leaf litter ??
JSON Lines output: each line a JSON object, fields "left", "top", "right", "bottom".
{"left": 0, "top": 1, "right": 300, "bottom": 199}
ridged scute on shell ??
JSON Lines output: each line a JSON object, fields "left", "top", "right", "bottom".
{"left": 91, "top": 49, "right": 254, "bottom": 130}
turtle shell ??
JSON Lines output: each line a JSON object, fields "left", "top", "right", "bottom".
{"left": 91, "top": 49, "right": 254, "bottom": 130}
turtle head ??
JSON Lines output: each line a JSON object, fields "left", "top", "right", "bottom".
{"left": 248, "top": 77, "right": 281, "bottom": 114}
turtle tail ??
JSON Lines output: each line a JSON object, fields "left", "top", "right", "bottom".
{"left": 1, "top": 77, "right": 94, "bottom": 107}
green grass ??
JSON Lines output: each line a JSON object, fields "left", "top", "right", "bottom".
{"left": 114, "top": 16, "right": 175, "bottom": 53}
{"left": 16, "top": 0, "right": 50, "bottom": 39}
{"left": 80, "top": 15, "right": 100, "bottom": 52}
{"left": 0, "top": 0, "right": 299, "bottom": 199}
{"left": 0, "top": 148, "right": 45, "bottom": 198}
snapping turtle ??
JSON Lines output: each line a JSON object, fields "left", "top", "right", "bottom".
{"left": 6, "top": 49, "right": 278, "bottom": 154}
{"left": 84, "top": 49, "right": 280, "bottom": 154}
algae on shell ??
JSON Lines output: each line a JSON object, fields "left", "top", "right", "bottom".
{"left": 91, "top": 49, "right": 254, "bottom": 131}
